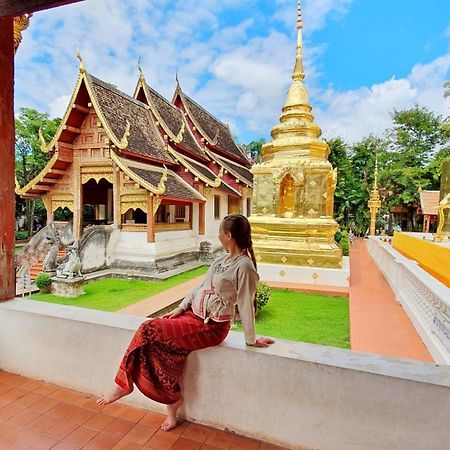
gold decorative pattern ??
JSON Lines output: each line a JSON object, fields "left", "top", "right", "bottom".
{"left": 312, "top": 272, "right": 319, "bottom": 280}
{"left": 368, "top": 156, "right": 381, "bottom": 236}
{"left": 13, "top": 14, "right": 32, "bottom": 53}
{"left": 152, "top": 196, "right": 162, "bottom": 216}
{"left": 173, "top": 122, "right": 186, "bottom": 144}
{"left": 81, "top": 173, "right": 113, "bottom": 184}
{"left": 38, "top": 128, "right": 50, "bottom": 153}
{"left": 52, "top": 201, "right": 74, "bottom": 212}
{"left": 120, "top": 202, "right": 147, "bottom": 215}
{"left": 281, "top": 256, "right": 288, "bottom": 263}
{"left": 118, "top": 120, "right": 131, "bottom": 149}
{"left": 279, "top": 270, "right": 286, "bottom": 277}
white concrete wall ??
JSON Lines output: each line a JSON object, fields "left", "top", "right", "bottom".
{"left": 112, "top": 231, "right": 156, "bottom": 263}
{"left": 155, "top": 229, "right": 198, "bottom": 258}
{"left": 367, "top": 237, "right": 450, "bottom": 365}
{"left": 1, "top": 299, "right": 449, "bottom": 450}
{"left": 204, "top": 189, "right": 226, "bottom": 249}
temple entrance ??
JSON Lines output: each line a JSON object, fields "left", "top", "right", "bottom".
{"left": 82, "top": 178, "right": 113, "bottom": 228}
{"left": 54, "top": 207, "right": 73, "bottom": 222}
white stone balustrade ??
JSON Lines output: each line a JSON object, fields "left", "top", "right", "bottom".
{"left": 1, "top": 299, "right": 450, "bottom": 450}
{"left": 367, "top": 237, "right": 450, "bottom": 364}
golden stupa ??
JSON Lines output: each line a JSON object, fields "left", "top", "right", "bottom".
{"left": 249, "top": 0, "right": 342, "bottom": 268}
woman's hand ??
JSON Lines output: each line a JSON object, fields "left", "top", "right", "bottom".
{"left": 249, "top": 337, "right": 275, "bottom": 348}
{"left": 163, "top": 307, "right": 185, "bottom": 319}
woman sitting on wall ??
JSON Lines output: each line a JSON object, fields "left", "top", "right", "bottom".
{"left": 97, "top": 214, "right": 275, "bottom": 431}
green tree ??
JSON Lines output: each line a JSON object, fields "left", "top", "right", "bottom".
{"left": 244, "top": 138, "right": 266, "bottom": 163}
{"left": 15, "top": 107, "right": 61, "bottom": 236}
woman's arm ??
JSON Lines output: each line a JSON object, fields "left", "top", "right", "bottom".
{"left": 236, "top": 264, "right": 259, "bottom": 345}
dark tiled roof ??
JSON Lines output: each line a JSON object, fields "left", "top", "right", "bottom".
{"left": 419, "top": 190, "right": 439, "bottom": 215}
{"left": 144, "top": 84, "right": 205, "bottom": 159}
{"left": 88, "top": 75, "right": 174, "bottom": 163}
{"left": 129, "top": 166, "right": 204, "bottom": 201}
{"left": 216, "top": 156, "right": 253, "bottom": 186}
{"left": 181, "top": 93, "right": 249, "bottom": 165}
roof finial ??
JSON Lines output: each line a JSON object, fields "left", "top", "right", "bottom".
{"left": 175, "top": 68, "right": 180, "bottom": 86}
{"left": 292, "top": 0, "right": 304, "bottom": 80}
{"left": 138, "top": 57, "right": 144, "bottom": 81}
{"left": 76, "top": 48, "right": 86, "bottom": 74}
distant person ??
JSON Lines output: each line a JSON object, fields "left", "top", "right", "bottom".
{"left": 97, "top": 214, "right": 275, "bottom": 431}
{"left": 348, "top": 229, "right": 355, "bottom": 245}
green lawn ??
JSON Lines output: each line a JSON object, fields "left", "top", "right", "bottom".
{"left": 234, "top": 289, "right": 350, "bottom": 348}
{"left": 15, "top": 246, "right": 24, "bottom": 254}
{"left": 29, "top": 266, "right": 208, "bottom": 312}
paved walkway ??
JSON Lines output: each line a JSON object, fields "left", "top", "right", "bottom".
{"left": 349, "top": 239, "right": 433, "bottom": 362}
{"left": 0, "top": 370, "right": 287, "bottom": 450}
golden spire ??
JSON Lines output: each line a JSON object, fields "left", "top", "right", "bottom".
{"left": 77, "top": 49, "right": 86, "bottom": 74}
{"left": 292, "top": 0, "right": 304, "bottom": 81}
{"left": 138, "top": 57, "right": 145, "bottom": 82}
{"left": 372, "top": 155, "right": 379, "bottom": 191}
{"left": 261, "top": 0, "right": 328, "bottom": 162}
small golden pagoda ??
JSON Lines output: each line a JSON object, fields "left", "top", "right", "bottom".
{"left": 249, "top": 0, "right": 342, "bottom": 268}
{"left": 368, "top": 156, "right": 381, "bottom": 236}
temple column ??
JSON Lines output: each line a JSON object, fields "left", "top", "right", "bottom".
{"left": 199, "top": 202, "right": 205, "bottom": 235}
{"left": 73, "top": 164, "right": 83, "bottom": 238}
{"left": 147, "top": 194, "right": 155, "bottom": 243}
{"left": 113, "top": 165, "right": 121, "bottom": 228}
{"left": 0, "top": 17, "right": 15, "bottom": 301}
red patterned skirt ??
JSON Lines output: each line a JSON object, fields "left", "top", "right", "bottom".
{"left": 115, "top": 310, "right": 230, "bottom": 405}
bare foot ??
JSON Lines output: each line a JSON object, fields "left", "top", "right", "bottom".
{"left": 161, "top": 396, "right": 184, "bottom": 431}
{"left": 96, "top": 383, "right": 133, "bottom": 405}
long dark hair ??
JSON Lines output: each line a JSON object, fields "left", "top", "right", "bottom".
{"left": 221, "top": 214, "right": 257, "bottom": 271}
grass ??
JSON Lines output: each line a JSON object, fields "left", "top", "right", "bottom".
{"left": 29, "top": 266, "right": 208, "bottom": 312}
{"left": 234, "top": 288, "right": 350, "bottom": 349}
{"left": 15, "top": 246, "right": 24, "bottom": 254}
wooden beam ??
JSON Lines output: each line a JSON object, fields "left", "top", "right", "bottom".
{"left": 0, "top": 0, "right": 85, "bottom": 17}
{"left": 63, "top": 125, "right": 81, "bottom": 134}
{"left": 48, "top": 168, "right": 66, "bottom": 175}
{"left": 147, "top": 194, "right": 155, "bottom": 243}
{"left": 72, "top": 103, "right": 90, "bottom": 114}
{"left": 0, "top": 16, "right": 15, "bottom": 301}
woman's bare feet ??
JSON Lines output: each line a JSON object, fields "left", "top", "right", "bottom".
{"left": 96, "top": 383, "right": 133, "bottom": 405}
{"left": 161, "top": 396, "right": 184, "bottom": 431}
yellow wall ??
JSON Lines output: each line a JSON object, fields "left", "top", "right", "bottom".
{"left": 393, "top": 232, "right": 450, "bottom": 288}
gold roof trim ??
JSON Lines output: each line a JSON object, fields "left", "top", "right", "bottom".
{"left": 169, "top": 148, "right": 222, "bottom": 188}
{"left": 136, "top": 78, "right": 189, "bottom": 147}
{"left": 42, "top": 60, "right": 131, "bottom": 154}
{"left": 111, "top": 151, "right": 168, "bottom": 195}
{"left": 15, "top": 153, "right": 59, "bottom": 196}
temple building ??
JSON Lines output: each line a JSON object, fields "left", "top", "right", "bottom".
{"left": 16, "top": 57, "right": 253, "bottom": 269}
{"left": 249, "top": 1, "right": 342, "bottom": 268}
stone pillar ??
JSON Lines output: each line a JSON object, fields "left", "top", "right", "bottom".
{"left": 113, "top": 166, "right": 121, "bottom": 228}
{"left": 147, "top": 194, "right": 155, "bottom": 243}
{"left": 0, "top": 17, "right": 15, "bottom": 301}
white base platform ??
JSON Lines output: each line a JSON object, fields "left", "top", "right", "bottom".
{"left": 258, "top": 256, "right": 350, "bottom": 287}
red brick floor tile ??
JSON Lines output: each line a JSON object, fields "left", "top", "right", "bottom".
{"left": 46, "top": 402, "right": 79, "bottom": 419}
{"left": 123, "top": 423, "right": 159, "bottom": 445}
{"left": 0, "top": 384, "right": 13, "bottom": 395}
{"left": 15, "top": 391, "right": 45, "bottom": 408}
{"left": 182, "top": 423, "right": 213, "bottom": 443}
{"left": 204, "top": 430, "right": 235, "bottom": 449}
{"left": 1, "top": 426, "right": 41, "bottom": 449}
{"left": 111, "top": 438, "right": 143, "bottom": 450}
{"left": 0, "top": 401, "right": 27, "bottom": 421}
{"left": 25, "top": 434, "right": 59, "bottom": 450}
{"left": 9, "top": 408, "right": 42, "bottom": 426}
{"left": 83, "top": 431, "right": 122, "bottom": 449}
{"left": 259, "top": 443, "right": 290, "bottom": 449}
{"left": 50, "top": 442, "right": 79, "bottom": 450}
{"left": 101, "top": 402, "right": 130, "bottom": 418}
{"left": 33, "top": 383, "right": 60, "bottom": 397}
{"left": 118, "top": 405, "right": 147, "bottom": 423}
{"left": 65, "top": 406, "right": 96, "bottom": 426}
{"left": 19, "top": 379, "right": 44, "bottom": 392}
{"left": 165, "top": 420, "right": 189, "bottom": 436}
{"left": 229, "top": 435, "right": 261, "bottom": 450}
{"left": 200, "top": 444, "right": 221, "bottom": 450}
{"left": 138, "top": 411, "right": 166, "bottom": 428}
{"left": 103, "top": 417, "right": 135, "bottom": 438}
{"left": 0, "top": 397, "right": 13, "bottom": 410}
{"left": 144, "top": 429, "right": 179, "bottom": 449}
{"left": 83, "top": 413, "right": 116, "bottom": 431}
{"left": 44, "top": 419, "right": 79, "bottom": 440}
{"left": 29, "top": 397, "right": 60, "bottom": 414}
{"left": 81, "top": 398, "right": 107, "bottom": 412}
{"left": 171, "top": 437, "right": 202, "bottom": 450}
{"left": 28, "top": 414, "right": 60, "bottom": 433}
{"left": 0, "top": 420, "right": 22, "bottom": 443}
{"left": 63, "top": 425, "right": 99, "bottom": 447}
{"left": 0, "top": 374, "right": 28, "bottom": 388}
{"left": 1, "top": 387, "right": 28, "bottom": 402}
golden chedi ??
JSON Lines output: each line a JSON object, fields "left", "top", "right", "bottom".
{"left": 249, "top": 0, "right": 342, "bottom": 268}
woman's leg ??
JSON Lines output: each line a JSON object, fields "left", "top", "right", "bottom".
{"left": 96, "top": 371, "right": 134, "bottom": 405}
{"left": 161, "top": 396, "right": 184, "bottom": 431}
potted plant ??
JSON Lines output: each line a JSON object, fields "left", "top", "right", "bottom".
{"left": 35, "top": 273, "right": 52, "bottom": 294}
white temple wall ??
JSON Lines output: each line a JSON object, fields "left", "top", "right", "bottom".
{"left": 204, "top": 189, "right": 226, "bottom": 249}
{"left": 1, "top": 299, "right": 449, "bottom": 450}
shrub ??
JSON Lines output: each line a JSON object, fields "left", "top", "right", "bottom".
{"left": 255, "top": 281, "right": 271, "bottom": 313}
{"left": 337, "top": 230, "right": 349, "bottom": 256}
{"left": 35, "top": 273, "right": 52, "bottom": 289}
{"left": 15, "top": 231, "right": 28, "bottom": 241}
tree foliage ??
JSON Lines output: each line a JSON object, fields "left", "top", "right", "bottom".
{"left": 15, "top": 107, "right": 61, "bottom": 236}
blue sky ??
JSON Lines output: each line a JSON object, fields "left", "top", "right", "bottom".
{"left": 15, "top": 0, "right": 450, "bottom": 144}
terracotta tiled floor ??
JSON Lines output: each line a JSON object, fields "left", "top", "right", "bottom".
{"left": 0, "top": 371, "right": 289, "bottom": 450}
{"left": 349, "top": 239, "right": 433, "bottom": 362}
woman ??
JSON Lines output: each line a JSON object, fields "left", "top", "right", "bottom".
{"left": 97, "top": 214, "right": 275, "bottom": 431}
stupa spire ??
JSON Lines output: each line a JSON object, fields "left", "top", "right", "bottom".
{"left": 293, "top": 0, "right": 304, "bottom": 81}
